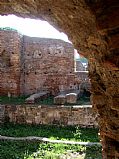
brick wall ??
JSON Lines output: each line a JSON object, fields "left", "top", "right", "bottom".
{"left": 0, "top": 30, "right": 22, "bottom": 96}
{"left": 4, "top": 105, "right": 98, "bottom": 127}
{"left": 22, "top": 36, "right": 75, "bottom": 95}
{"left": 0, "top": 30, "right": 90, "bottom": 96}
{"left": 0, "top": 30, "right": 75, "bottom": 96}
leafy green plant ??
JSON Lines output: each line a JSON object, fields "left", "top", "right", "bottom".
{"left": 0, "top": 141, "right": 101, "bottom": 159}
{"left": 0, "top": 27, "right": 18, "bottom": 31}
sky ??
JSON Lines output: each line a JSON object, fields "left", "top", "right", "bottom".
{"left": 0, "top": 14, "right": 80, "bottom": 59}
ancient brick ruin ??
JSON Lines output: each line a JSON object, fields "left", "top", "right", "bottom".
{"left": 22, "top": 35, "right": 75, "bottom": 95}
{"left": 0, "top": 30, "right": 21, "bottom": 96}
{"left": 0, "top": 30, "right": 72, "bottom": 96}
{"left": 3, "top": 104, "right": 97, "bottom": 127}
{"left": 0, "top": 29, "right": 89, "bottom": 97}
{"left": 0, "top": 0, "right": 119, "bottom": 158}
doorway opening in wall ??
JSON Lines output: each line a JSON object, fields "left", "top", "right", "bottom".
{"left": 74, "top": 49, "right": 91, "bottom": 99}
{"left": 0, "top": 14, "right": 101, "bottom": 159}
{"left": 74, "top": 49, "right": 88, "bottom": 72}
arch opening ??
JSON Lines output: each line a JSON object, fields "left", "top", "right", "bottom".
{"left": 0, "top": 15, "right": 90, "bottom": 104}
{"left": 0, "top": 1, "right": 119, "bottom": 158}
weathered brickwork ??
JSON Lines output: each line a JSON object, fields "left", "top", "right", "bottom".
{"left": 4, "top": 105, "right": 98, "bottom": 127}
{"left": 22, "top": 36, "right": 75, "bottom": 95}
{"left": 0, "top": 30, "right": 90, "bottom": 96}
{"left": 0, "top": 30, "right": 76, "bottom": 96}
{"left": 0, "top": 30, "right": 22, "bottom": 96}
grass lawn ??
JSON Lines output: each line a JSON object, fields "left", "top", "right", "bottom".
{"left": 0, "top": 96, "right": 27, "bottom": 105}
{"left": 0, "top": 123, "right": 99, "bottom": 142}
{"left": 0, "top": 96, "right": 90, "bottom": 105}
{"left": 0, "top": 123, "right": 102, "bottom": 159}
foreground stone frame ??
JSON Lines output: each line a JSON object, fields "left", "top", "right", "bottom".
{"left": 0, "top": 0, "right": 119, "bottom": 158}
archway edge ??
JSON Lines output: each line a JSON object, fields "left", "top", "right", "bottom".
{"left": 0, "top": 0, "right": 98, "bottom": 57}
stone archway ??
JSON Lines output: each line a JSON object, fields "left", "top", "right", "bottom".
{"left": 0, "top": 0, "right": 119, "bottom": 158}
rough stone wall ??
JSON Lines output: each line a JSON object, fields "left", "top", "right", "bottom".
{"left": 4, "top": 105, "right": 98, "bottom": 127}
{"left": 0, "top": 30, "right": 22, "bottom": 96}
{"left": 22, "top": 36, "right": 75, "bottom": 95}
{"left": 87, "top": 1, "right": 119, "bottom": 158}
{"left": 0, "top": 104, "right": 5, "bottom": 123}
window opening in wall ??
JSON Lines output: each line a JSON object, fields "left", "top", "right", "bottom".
{"left": 74, "top": 49, "right": 88, "bottom": 72}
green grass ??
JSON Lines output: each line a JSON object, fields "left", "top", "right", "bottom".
{"left": 0, "top": 141, "right": 102, "bottom": 159}
{"left": 0, "top": 95, "right": 90, "bottom": 105}
{"left": 0, "top": 123, "right": 102, "bottom": 159}
{"left": 0, "top": 96, "right": 27, "bottom": 105}
{"left": 36, "top": 96, "right": 54, "bottom": 105}
{"left": 0, "top": 123, "right": 99, "bottom": 142}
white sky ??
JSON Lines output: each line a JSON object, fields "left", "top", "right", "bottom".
{"left": 0, "top": 14, "right": 80, "bottom": 59}
{"left": 0, "top": 15, "right": 70, "bottom": 41}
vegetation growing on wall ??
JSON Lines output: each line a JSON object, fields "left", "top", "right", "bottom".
{"left": 0, "top": 27, "right": 18, "bottom": 31}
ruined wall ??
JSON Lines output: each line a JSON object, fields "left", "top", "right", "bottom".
{"left": 75, "top": 60, "right": 85, "bottom": 72}
{"left": 0, "top": 30, "right": 22, "bottom": 96}
{"left": 22, "top": 36, "right": 75, "bottom": 95}
{"left": 74, "top": 71, "right": 91, "bottom": 96}
{"left": 4, "top": 104, "right": 98, "bottom": 127}
{"left": 0, "top": 30, "right": 87, "bottom": 96}
{"left": 75, "top": 71, "right": 89, "bottom": 82}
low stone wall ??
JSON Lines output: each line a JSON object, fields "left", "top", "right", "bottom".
{"left": 4, "top": 105, "right": 98, "bottom": 127}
